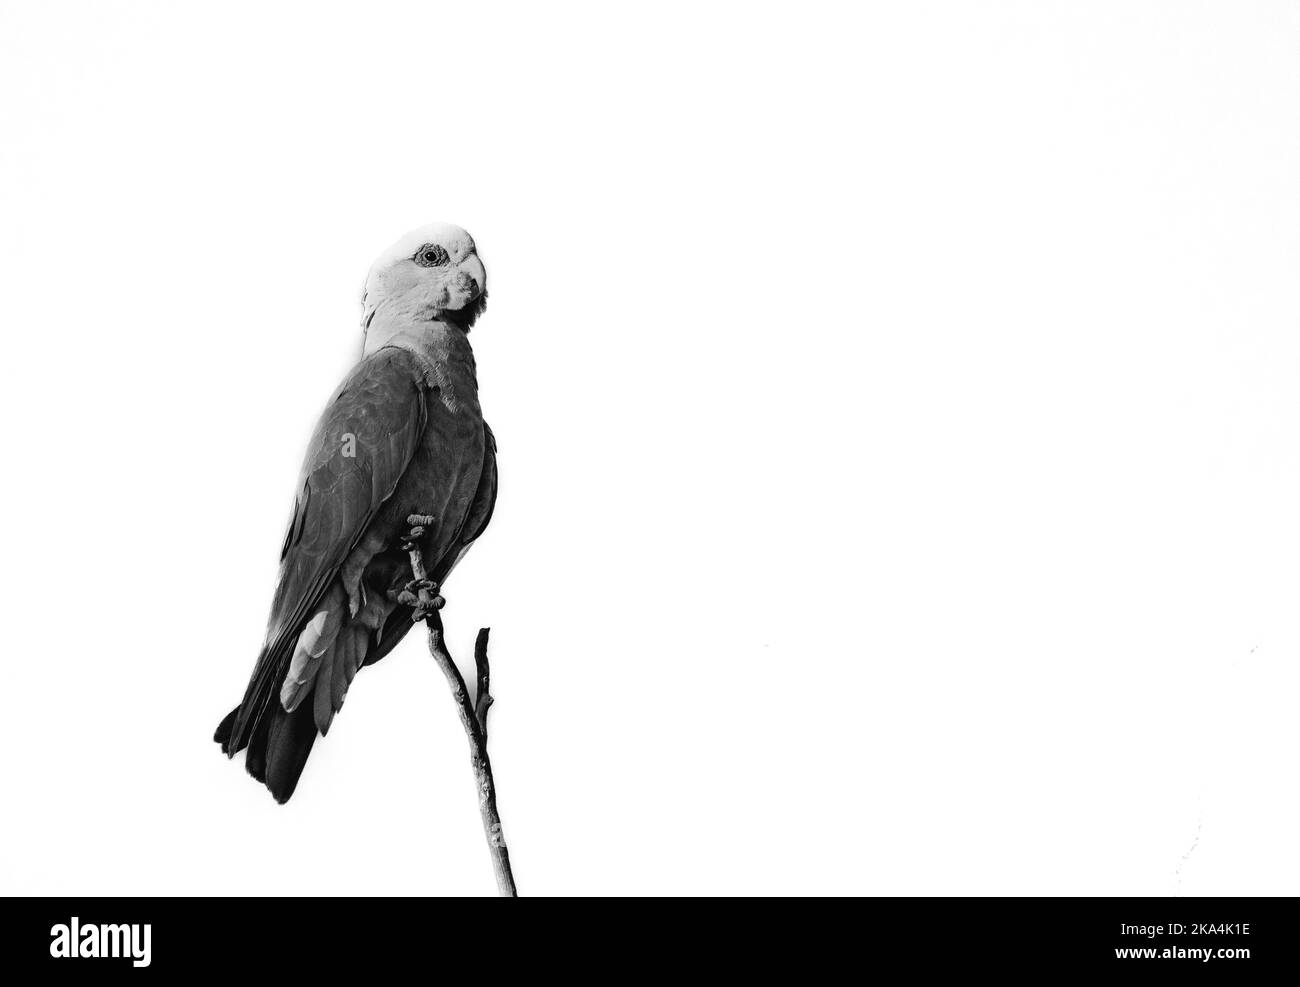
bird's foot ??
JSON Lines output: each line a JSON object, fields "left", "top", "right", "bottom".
{"left": 399, "top": 513, "right": 442, "bottom": 621}
{"left": 399, "top": 514, "right": 436, "bottom": 552}
{"left": 397, "top": 578, "right": 444, "bottom": 619}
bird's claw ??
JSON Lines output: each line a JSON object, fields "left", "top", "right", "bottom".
{"left": 396, "top": 578, "right": 444, "bottom": 617}
{"left": 409, "top": 595, "right": 445, "bottom": 620}
{"left": 400, "top": 514, "right": 443, "bottom": 620}
{"left": 400, "top": 515, "right": 435, "bottom": 551}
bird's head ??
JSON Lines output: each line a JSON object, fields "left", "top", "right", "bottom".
{"left": 361, "top": 222, "right": 487, "bottom": 335}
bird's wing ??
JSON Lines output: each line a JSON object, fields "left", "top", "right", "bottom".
{"left": 361, "top": 421, "right": 496, "bottom": 669}
{"left": 464, "top": 421, "right": 499, "bottom": 544}
{"left": 224, "top": 346, "right": 429, "bottom": 753}
{"left": 441, "top": 421, "right": 498, "bottom": 572}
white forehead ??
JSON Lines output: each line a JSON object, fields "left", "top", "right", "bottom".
{"left": 370, "top": 222, "right": 477, "bottom": 270}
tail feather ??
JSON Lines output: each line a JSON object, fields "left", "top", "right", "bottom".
{"left": 245, "top": 708, "right": 272, "bottom": 782}
{"left": 264, "top": 701, "right": 318, "bottom": 803}
{"left": 216, "top": 590, "right": 406, "bottom": 803}
{"left": 213, "top": 694, "right": 318, "bottom": 803}
{"left": 214, "top": 706, "right": 240, "bottom": 748}
{"left": 314, "top": 653, "right": 336, "bottom": 735}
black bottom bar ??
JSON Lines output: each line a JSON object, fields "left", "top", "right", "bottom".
{"left": 0, "top": 896, "right": 1285, "bottom": 976}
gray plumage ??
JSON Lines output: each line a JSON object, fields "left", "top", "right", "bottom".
{"left": 216, "top": 223, "right": 496, "bottom": 803}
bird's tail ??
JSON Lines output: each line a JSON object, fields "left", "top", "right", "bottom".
{"left": 214, "top": 603, "right": 413, "bottom": 804}
{"left": 214, "top": 698, "right": 318, "bottom": 804}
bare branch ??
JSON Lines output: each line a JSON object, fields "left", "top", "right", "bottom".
{"left": 474, "top": 627, "right": 494, "bottom": 736}
{"left": 404, "top": 515, "right": 517, "bottom": 897}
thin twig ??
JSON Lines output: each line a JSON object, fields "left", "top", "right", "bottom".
{"left": 427, "top": 617, "right": 517, "bottom": 897}
{"left": 474, "top": 627, "right": 494, "bottom": 732}
{"left": 404, "top": 514, "right": 518, "bottom": 898}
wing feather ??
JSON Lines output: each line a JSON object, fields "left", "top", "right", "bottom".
{"left": 223, "top": 347, "right": 430, "bottom": 755}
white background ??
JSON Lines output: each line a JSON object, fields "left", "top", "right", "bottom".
{"left": 1, "top": 1, "right": 1297, "bottom": 896}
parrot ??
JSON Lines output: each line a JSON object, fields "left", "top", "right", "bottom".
{"left": 215, "top": 222, "right": 497, "bottom": 803}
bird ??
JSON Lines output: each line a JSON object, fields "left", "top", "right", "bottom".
{"left": 215, "top": 222, "right": 497, "bottom": 803}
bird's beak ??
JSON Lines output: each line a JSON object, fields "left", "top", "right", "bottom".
{"left": 461, "top": 254, "right": 486, "bottom": 299}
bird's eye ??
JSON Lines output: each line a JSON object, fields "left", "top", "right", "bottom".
{"left": 415, "top": 244, "right": 449, "bottom": 267}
